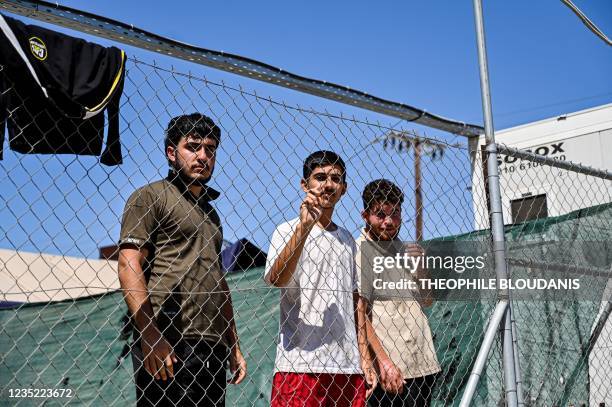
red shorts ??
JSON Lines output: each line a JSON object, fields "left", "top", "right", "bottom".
{"left": 270, "top": 372, "right": 366, "bottom": 407}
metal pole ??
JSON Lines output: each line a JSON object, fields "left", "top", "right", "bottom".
{"left": 501, "top": 310, "right": 518, "bottom": 406}
{"left": 558, "top": 299, "right": 612, "bottom": 405}
{"left": 471, "top": 0, "right": 518, "bottom": 406}
{"left": 510, "top": 305, "right": 525, "bottom": 406}
{"left": 588, "top": 301, "right": 612, "bottom": 349}
{"left": 414, "top": 137, "right": 424, "bottom": 241}
{"left": 460, "top": 300, "right": 509, "bottom": 407}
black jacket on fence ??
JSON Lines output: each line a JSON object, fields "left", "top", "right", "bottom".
{"left": 0, "top": 13, "right": 126, "bottom": 166}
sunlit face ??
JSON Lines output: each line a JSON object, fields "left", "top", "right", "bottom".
{"left": 301, "top": 164, "right": 347, "bottom": 208}
{"left": 167, "top": 134, "right": 217, "bottom": 182}
{"left": 363, "top": 202, "right": 402, "bottom": 241}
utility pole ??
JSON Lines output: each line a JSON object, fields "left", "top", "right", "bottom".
{"left": 372, "top": 130, "right": 455, "bottom": 241}
{"left": 414, "top": 137, "right": 423, "bottom": 241}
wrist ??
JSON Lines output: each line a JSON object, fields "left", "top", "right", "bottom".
{"left": 141, "top": 324, "right": 161, "bottom": 338}
{"left": 297, "top": 220, "right": 315, "bottom": 233}
{"left": 361, "top": 357, "right": 374, "bottom": 368}
{"left": 376, "top": 354, "right": 392, "bottom": 367}
{"left": 361, "top": 358, "right": 373, "bottom": 373}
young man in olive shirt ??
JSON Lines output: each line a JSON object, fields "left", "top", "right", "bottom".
{"left": 118, "top": 113, "right": 246, "bottom": 406}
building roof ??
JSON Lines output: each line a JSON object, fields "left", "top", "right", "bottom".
{"left": 476, "top": 103, "right": 612, "bottom": 147}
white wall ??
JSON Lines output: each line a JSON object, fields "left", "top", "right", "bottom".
{"left": 471, "top": 104, "right": 612, "bottom": 229}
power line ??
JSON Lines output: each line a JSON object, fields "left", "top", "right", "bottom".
{"left": 560, "top": 0, "right": 612, "bottom": 46}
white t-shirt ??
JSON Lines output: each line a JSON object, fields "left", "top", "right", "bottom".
{"left": 264, "top": 218, "right": 362, "bottom": 374}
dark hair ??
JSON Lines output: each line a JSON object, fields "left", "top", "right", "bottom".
{"left": 362, "top": 179, "right": 404, "bottom": 210}
{"left": 164, "top": 113, "right": 221, "bottom": 150}
{"left": 303, "top": 150, "right": 346, "bottom": 183}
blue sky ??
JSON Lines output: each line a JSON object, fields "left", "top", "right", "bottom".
{"left": 46, "top": 0, "right": 611, "bottom": 129}
{"left": 1, "top": 1, "right": 610, "bottom": 257}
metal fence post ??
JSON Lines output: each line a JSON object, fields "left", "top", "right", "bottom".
{"left": 471, "top": 0, "right": 519, "bottom": 405}
{"left": 510, "top": 304, "right": 525, "bottom": 406}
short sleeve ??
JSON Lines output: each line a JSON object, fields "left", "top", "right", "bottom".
{"left": 263, "top": 221, "right": 293, "bottom": 285}
{"left": 118, "top": 187, "right": 158, "bottom": 249}
{"left": 355, "top": 237, "right": 374, "bottom": 302}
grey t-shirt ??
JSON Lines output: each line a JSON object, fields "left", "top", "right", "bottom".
{"left": 119, "top": 173, "right": 227, "bottom": 344}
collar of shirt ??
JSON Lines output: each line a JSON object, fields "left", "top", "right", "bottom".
{"left": 359, "top": 228, "right": 400, "bottom": 243}
{"left": 166, "top": 169, "right": 221, "bottom": 203}
{"left": 359, "top": 228, "right": 405, "bottom": 260}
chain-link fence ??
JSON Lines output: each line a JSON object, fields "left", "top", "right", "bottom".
{"left": 1, "top": 4, "right": 611, "bottom": 407}
{"left": 470, "top": 143, "right": 612, "bottom": 406}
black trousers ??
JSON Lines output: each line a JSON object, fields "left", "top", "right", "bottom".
{"left": 131, "top": 339, "right": 228, "bottom": 407}
{"left": 368, "top": 374, "right": 436, "bottom": 407}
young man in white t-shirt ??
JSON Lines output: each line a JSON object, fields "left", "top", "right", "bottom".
{"left": 264, "top": 150, "right": 376, "bottom": 406}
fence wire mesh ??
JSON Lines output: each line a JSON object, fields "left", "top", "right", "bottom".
{"left": 472, "top": 144, "right": 612, "bottom": 406}
{"left": 0, "top": 15, "right": 610, "bottom": 407}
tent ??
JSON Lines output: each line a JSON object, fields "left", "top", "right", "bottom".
{"left": 221, "top": 238, "right": 267, "bottom": 273}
